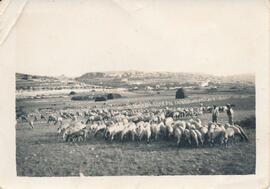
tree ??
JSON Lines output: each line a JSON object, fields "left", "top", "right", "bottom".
{"left": 175, "top": 88, "right": 186, "bottom": 99}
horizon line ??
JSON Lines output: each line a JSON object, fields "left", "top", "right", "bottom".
{"left": 16, "top": 70, "right": 255, "bottom": 78}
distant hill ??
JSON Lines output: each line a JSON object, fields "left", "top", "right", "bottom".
{"left": 56, "top": 74, "right": 70, "bottom": 81}
{"left": 16, "top": 73, "right": 55, "bottom": 80}
{"left": 220, "top": 74, "right": 255, "bottom": 84}
{"left": 76, "top": 71, "right": 255, "bottom": 88}
{"left": 16, "top": 71, "right": 255, "bottom": 91}
{"left": 16, "top": 73, "right": 95, "bottom": 91}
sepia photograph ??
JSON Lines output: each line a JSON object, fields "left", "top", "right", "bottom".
{"left": 0, "top": 0, "right": 269, "bottom": 188}
{"left": 14, "top": 0, "right": 257, "bottom": 177}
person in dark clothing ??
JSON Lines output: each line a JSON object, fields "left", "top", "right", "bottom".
{"left": 212, "top": 105, "right": 219, "bottom": 123}
{"left": 226, "top": 104, "right": 234, "bottom": 125}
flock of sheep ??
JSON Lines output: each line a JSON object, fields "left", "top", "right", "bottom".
{"left": 17, "top": 105, "right": 248, "bottom": 147}
{"left": 15, "top": 106, "right": 248, "bottom": 146}
{"left": 57, "top": 117, "right": 248, "bottom": 148}
{"left": 18, "top": 104, "right": 227, "bottom": 125}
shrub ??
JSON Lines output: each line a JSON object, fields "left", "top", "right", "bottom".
{"left": 69, "top": 91, "right": 76, "bottom": 95}
{"left": 235, "top": 116, "right": 256, "bottom": 129}
{"left": 107, "top": 93, "right": 122, "bottom": 100}
{"left": 95, "top": 96, "right": 107, "bottom": 102}
{"left": 71, "top": 95, "right": 92, "bottom": 101}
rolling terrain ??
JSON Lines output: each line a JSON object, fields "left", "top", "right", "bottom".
{"left": 16, "top": 71, "right": 256, "bottom": 176}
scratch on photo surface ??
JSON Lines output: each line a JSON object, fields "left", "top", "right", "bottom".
{"left": 0, "top": 0, "right": 27, "bottom": 45}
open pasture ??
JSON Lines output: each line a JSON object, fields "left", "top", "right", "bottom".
{"left": 16, "top": 91, "right": 256, "bottom": 176}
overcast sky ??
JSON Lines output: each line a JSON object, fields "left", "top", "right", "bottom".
{"left": 14, "top": 0, "right": 267, "bottom": 77}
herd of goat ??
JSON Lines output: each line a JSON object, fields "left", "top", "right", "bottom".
{"left": 17, "top": 105, "right": 248, "bottom": 147}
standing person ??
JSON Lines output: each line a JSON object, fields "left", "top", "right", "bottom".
{"left": 226, "top": 104, "right": 234, "bottom": 125}
{"left": 28, "top": 119, "right": 34, "bottom": 129}
{"left": 212, "top": 105, "right": 219, "bottom": 123}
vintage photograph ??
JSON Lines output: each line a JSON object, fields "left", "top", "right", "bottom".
{"left": 14, "top": 0, "right": 259, "bottom": 177}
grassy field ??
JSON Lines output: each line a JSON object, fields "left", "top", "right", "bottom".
{"left": 16, "top": 91, "right": 256, "bottom": 176}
